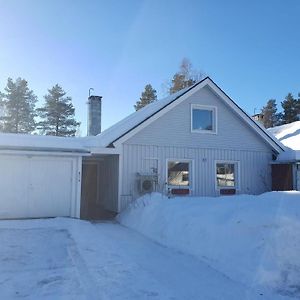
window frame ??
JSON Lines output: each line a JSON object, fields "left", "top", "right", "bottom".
{"left": 191, "top": 104, "right": 217, "bottom": 134}
{"left": 166, "top": 159, "right": 193, "bottom": 190}
{"left": 214, "top": 160, "right": 240, "bottom": 190}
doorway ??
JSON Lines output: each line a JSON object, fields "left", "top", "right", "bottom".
{"left": 80, "top": 155, "right": 119, "bottom": 220}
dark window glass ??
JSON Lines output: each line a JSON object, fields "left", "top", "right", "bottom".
{"left": 192, "top": 109, "right": 213, "bottom": 131}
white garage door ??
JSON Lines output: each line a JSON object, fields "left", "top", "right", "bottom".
{"left": 0, "top": 155, "right": 79, "bottom": 219}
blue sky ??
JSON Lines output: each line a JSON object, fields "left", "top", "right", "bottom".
{"left": 0, "top": 0, "right": 300, "bottom": 134}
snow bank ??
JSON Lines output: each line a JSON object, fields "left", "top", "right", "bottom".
{"left": 118, "top": 192, "right": 300, "bottom": 297}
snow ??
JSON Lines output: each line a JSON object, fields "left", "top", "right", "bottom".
{"left": 0, "top": 217, "right": 281, "bottom": 300}
{"left": 268, "top": 121, "right": 300, "bottom": 162}
{"left": 95, "top": 86, "right": 193, "bottom": 147}
{"left": 275, "top": 148, "right": 300, "bottom": 162}
{"left": 0, "top": 77, "right": 284, "bottom": 154}
{"left": 0, "top": 87, "right": 190, "bottom": 152}
{"left": 118, "top": 192, "right": 300, "bottom": 298}
{"left": 268, "top": 121, "right": 300, "bottom": 151}
{"left": 0, "top": 132, "right": 88, "bottom": 153}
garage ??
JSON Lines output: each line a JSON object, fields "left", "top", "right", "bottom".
{"left": 0, "top": 153, "right": 83, "bottom": 219}
{"left": 0, "top": 123, "right": 91, "bottom": 221}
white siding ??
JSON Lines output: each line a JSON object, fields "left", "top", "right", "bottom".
{"left": 120, "top": 144, "right": 272, "bottom": 210}
{"left": 119, "top": 86, "right": 274, "bottom": 210}
{"left": 126, "top": 86, "right": 270, "bottom": 152}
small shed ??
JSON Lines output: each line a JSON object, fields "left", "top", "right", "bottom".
{"left": 271, "top": 150, "right": 300, "bottom": 191}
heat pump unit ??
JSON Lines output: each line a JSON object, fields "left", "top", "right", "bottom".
{"left": 137, "top": 174, "right": 157, "bottom": 194}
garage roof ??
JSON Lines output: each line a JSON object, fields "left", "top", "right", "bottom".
{"left": 0, "top": 133, "right": 90, "bottom": 153}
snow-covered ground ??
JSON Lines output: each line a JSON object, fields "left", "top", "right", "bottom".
{"left": 1, "top": 192, "right": 299, "bottom": 299}
{"left": 268, "top": 121, "right": 300, "bottom": 150}
{"left": 118, "top": 192, "right": 300, "bottom": 299}
{"left": 0, "top": 217, "right": 276, "bottom": 300}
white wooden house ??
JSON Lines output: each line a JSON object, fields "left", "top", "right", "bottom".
{"left": 0, "top": 77, "right": 285, "bottom": 219}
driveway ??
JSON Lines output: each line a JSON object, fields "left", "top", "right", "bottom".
{"left": 0, "top": 218, "right": 288, "bottom": 300}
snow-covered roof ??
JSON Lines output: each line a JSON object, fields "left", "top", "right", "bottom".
{"left": 268, "top": 121, "right": 300, "bottom": 162}
{"left": 96, "top": 77, "right": 284, "bottom": 153}
{"left": 268, "top": 121, "right": 300, "bottom": 151}
{"left": 0, "top": 84, "right": 194, "bottom": 152}
{"left": 95, "top": 85, "right": 193, "bottom": 147}
{"left": 0, "top": 77, "right": 285, "bottom": 155}
{"left": 0, "top": 133, "right": 89, "bottom": 153}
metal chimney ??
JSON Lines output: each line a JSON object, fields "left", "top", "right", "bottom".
{"left": 87, "top": 95, "right": 102, "bottom": 136}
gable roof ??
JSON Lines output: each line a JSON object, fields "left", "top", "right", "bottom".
{"left": 96, "top": 77, "right": 284, "bottom": 153}
{"left": 95, "top": 84, "right": 194, "bottom": 148}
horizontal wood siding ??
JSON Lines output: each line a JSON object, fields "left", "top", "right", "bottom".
{"left": 126, "top": 86, "right": 270, "bottom": 152}
{"left": 120, "top": 144, "right": 272, "bottom": 209}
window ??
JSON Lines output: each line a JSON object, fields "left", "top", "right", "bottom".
{"left": 191, "top": 105, "right": 216, "bottom": 133}
{"left": 216, "top": 162, "right": 238, "bottom": 188}
{"left": 167, "top": 160, "right": 190, "bottom": 186}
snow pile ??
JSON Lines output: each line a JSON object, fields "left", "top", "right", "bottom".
{"left": 118, "top": 192, "right": 300, "bottom": 297}
{"left": 268, "top": 121, "right": 300, "bottom": 151}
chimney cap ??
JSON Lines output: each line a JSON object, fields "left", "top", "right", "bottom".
{"left": 88, "top": 95, "right": 102, "bottom": 104}
{"left": 88, "top": 95, "right": 102, "bottom": 100}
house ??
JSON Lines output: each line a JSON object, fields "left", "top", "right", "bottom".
{"left": 251, "top": 112, "right": 264, "bottom": 124}
{"left": 0, "top": 77, "right": 285, "bottom": 220}
{"left": 268, "top": 121, "right": 300, "bottom": 191}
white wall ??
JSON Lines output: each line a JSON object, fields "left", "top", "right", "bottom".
{"left": 119, "top": 86, "right": 274, "bottom": 210}
{"left": 120, "top": 144, "right": 272, "bottom": 210}
{"left": 126, "top": 86, "right": 270, "bottom": 151}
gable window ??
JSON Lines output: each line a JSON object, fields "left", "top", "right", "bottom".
{"left": 167, "top": 160, "right": 191, "bottom": 187}
{"left": 191, "top": 105, "right": 217, "bottom": 133}
{"left": 216, "top": 161, "right": 239, "bottom": 189}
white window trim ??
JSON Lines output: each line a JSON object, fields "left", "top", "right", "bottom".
{"left": 191, "top": 104, "right": 218, "bottom": 134}
{"left": 166, "top": 158, "right": 194, "bottom": 191}
{"left": 214, "top": 160, "right": 240, "bottom": 191}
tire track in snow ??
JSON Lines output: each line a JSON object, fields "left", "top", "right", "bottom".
{"left": 67, "top": 235, "right": 107, "bottom": 300}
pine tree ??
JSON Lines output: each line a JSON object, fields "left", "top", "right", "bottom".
{"left": 169, "top": 58, "right": 204, "bottom": 94}
{"left": 296, "top": 93, "right": 300, "bottom": 119}
{"left": 261, "top": 99, "right": 280, "bottom": 128}
{"left": 37, "top": 84, "right": 80, "bottom": 136}
{"left": 0, "top": 92, "right": 5, "bottom": 132}
{"left": 281, "top": 93, "right": 299, "bottom": 124}
{"left": 134, "top": 84, "right": 157, "bottom": 111}
{"left": 0, "top": 78, "right": 37, "bottom": 133}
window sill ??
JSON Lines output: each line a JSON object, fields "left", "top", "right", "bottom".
{"left": 170, "top": 188, "right": 190, "bottom": 195}
{"left": 216, "top": 187, "right": 239, "bottom": 191}
{"left": 191, "top": 129, "right": 217, "bottom": 134}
